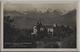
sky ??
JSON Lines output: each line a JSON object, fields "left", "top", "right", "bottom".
{"left": 4, "top": 1, "right": 77, "bottom": 13}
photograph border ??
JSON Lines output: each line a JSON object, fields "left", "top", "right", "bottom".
{"left": 0, "top": 0, "right": 80, "bottom": 51}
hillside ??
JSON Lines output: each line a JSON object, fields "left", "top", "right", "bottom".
{"left": 4, "top": 9, "right": 76, "bottom": 29}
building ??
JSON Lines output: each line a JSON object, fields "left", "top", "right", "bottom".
{"left": 31, "top": 20, "right": 56, "bottom": 37}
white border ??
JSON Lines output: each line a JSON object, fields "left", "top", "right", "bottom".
{"left": 1, "top": 1, "right": 3, "bottom": 51}
{"left": 0, "top": 2, "right": 1, "bottom": 51}
{"left": 77, "top": 0, "right": 80, "bottom": 51}
{"left": 0, "top": 0, "right": 79, "bottom": 51}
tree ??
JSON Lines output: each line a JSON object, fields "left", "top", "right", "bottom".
{"left": 4, "top": 16, "right": 14, "bottom": 42}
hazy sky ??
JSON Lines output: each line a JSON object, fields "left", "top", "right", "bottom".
{"left": 4, "top": 1, "right": 77, "bottom": 13}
